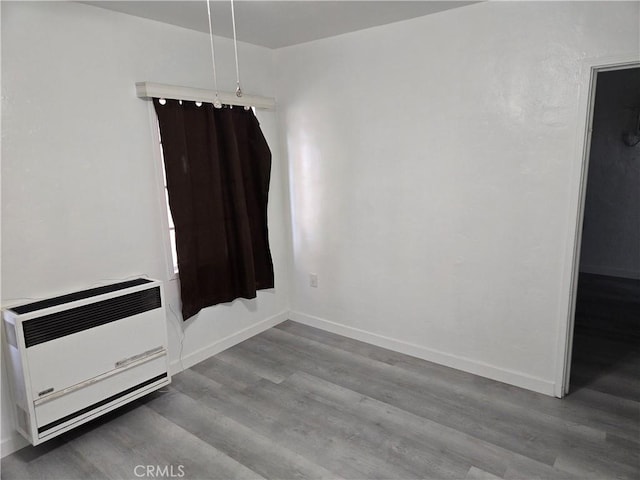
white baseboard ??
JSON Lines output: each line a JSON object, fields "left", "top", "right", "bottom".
{"left": 289, "top": 311, "right": 556, "bottom": 397}
{"left": 169, "top": 310, "right": 288, "bottom": 375}
{"left": 579, "top": 264, "right": 640, "bottom": 280}
{"left": 1, "top": 432, "right": 29, "bottom": 458}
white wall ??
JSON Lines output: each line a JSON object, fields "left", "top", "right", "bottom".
{"left": 277, "top": 1, "right": 640, "bottom": 395}
{"left": 579, "top": 68, "right": 640, "bottom": 280}
{"left": 1, "top": 1, "right": 290, "bottom": 453}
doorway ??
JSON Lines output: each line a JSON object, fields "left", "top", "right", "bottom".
{"left": 566, "top": 66, "right": 640, "bottom": 399}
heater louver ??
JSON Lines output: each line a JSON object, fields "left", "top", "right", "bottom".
{"left": 22, "top": 288, "right": 161, "bottom": 347}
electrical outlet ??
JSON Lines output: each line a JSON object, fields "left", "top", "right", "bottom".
{"left": 309, "top": 273, "right": 318, "bottom": 288}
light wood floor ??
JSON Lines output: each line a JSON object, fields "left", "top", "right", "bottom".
{"left": 2, "top": 320, "right": 639, "bottom": 480}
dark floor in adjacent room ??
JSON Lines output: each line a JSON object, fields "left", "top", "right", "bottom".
{"left": 2, "top": 317, "right": 639, "bottom": 479}
{"left": 570, "top": 273, "right": 640, "bottom": 403}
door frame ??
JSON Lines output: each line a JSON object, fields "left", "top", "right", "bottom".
{"left": 554, "top": 54, "right": 640, "bottom": 398}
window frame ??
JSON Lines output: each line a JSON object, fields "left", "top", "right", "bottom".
{"left": 159, "top": 140, "right": 179, "bottom": 275}
{"left": 147, "top": 104, "right": 179, "bottom": 279}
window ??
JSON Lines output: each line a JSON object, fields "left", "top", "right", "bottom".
{"left": 158, "top": 129, "right": 179, "bottom": 273}
{"left": 156, "top": 107, "right": 257, "bottom": 276}
{"left": 153, "top": 98, "right": 274, "bottom": 320}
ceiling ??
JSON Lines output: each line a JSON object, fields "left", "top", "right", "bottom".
{"left": 80, "top": 1, "right": 478, "bottom": 49}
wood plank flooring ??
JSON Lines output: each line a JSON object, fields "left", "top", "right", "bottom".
{"left": 2, "top": 320, "right": 639, "bottom": 480}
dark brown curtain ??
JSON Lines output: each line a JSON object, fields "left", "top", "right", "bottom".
{"left": 153, "top": 99, "right": 274, "bottom": 320}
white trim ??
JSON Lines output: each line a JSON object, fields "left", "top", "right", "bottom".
{"left": 554, "top": 54, "right": 640, "bottom": 398}
{"left": 289, "top": 311, "right": 556, "bottom": 397}
{"left": 579, "top": 265, "right": 640, "bottom": 280}
{"left": 136, "top": 82, "right": 276, "bottom": 110}
{"left": 146, "top": 102, "right": 177, "bottom": 282}
{"left": 1, "top": 433, "right": 29, "bottom": 458}
{"left": 169, "top": 310, "right": 288, "bottom": 375}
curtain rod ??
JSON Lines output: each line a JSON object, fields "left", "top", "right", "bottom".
{"left": 135, "top": 81, "right": 276, "bottom": 110}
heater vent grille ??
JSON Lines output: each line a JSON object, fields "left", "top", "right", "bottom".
{"left": 11, "top": 279, "right": 152, "bottom": 315}
{"left": 23, "top": 288, "right": 161, "bottom": 348}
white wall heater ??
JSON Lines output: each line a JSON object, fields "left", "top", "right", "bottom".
{"left": 2, "top": 278, "right": 171, "bottom": 445}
